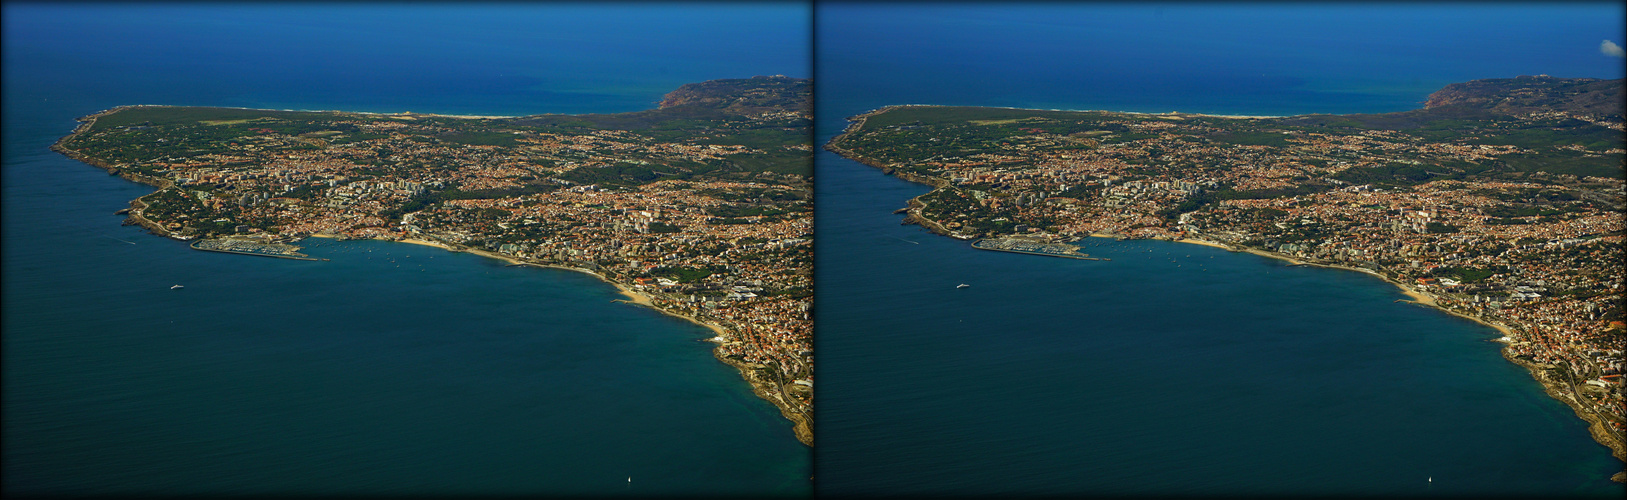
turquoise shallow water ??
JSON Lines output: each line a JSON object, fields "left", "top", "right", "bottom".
{"left": 3, "top": 4, "right": 809, "bottom": 496}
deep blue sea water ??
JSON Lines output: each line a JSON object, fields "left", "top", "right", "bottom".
{"left": 813, "top": 3, "right": 1626, "bottom": 496}
{"left": 3, "top": 4, "right": 809, "bottom": 496}
{"left": 8, "top": 2, "right": 1627, "bottom": 496}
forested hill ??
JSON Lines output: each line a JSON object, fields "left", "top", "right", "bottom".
{"left": 1423, "top": 75, "right": 1624, "bottom": 119}
{"left": 1278, "top": 76, "right": 1624, "bottom": 133}
{"left": 509, "top": 76, "right": 810, "bottom": 130}
{"left": 658, "top": 76, "right": 810, "bottom": 117}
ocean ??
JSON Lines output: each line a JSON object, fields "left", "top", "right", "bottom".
{"left": 8, "top": 2, "right": 1627, "bottom": 496}
{"left": 812, "top": 2, "right": 1626, "bottom": 496}
{"left": 2, "top": 3, "right": 809, "bottom": 496}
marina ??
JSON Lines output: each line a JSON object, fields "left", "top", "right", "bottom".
{"left": 971, "top": 237, "right": 1107, "bottom": 261}
{"left": 190, "top": 238, "right": 322, "bottom": 261}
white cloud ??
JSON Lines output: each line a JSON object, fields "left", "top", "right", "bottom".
{"left": 1602, "top": 40, "right": 1626, "bottom": 58}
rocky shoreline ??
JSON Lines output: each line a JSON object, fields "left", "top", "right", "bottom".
{"left": 52, "top": 107, "right": 191, "bottom": 241}
{"left": 828, "top": 110, "right": 1625, "bottom": 478}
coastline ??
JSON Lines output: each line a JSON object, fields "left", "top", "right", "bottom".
{"left": 827, "top": 109, "right": 1625, "bottom": 470}
{"left": 833, "top": 107, "right": 1525, "bottom": 342}
{"left": 1178, "top": 235, "right": 1625, "bottom": 471}
{"left": 337, "top": 110, "right": 516, "bottom": 119}
{"left": 56, "top": 106, "right": 813, "bottom": 448}
{"left": 835, "top": 103, "right": 1286, "bottom": 121}
{"left": 87, "top": 104, "right": 525, "bottom": 120}
{"left": 329, "top": 235, "right": 811, "bottom": 445}
{"left": 1170, "top": 234, "right": 1622, "bottom": 465}
{"left": 51, "top": 107, "right": 189, "bottom": 241}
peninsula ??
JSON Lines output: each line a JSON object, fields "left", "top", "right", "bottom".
{"left": 828, "top": 76, "right": 1626, "bottom": 476}
{"left": 54, "top": 76, "right": 814, "bottom": 445}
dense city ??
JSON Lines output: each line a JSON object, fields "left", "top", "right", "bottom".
{"left": 55, "top": 77, "right": 815, "bottom": 444}
{"left": 829, "top": 76, "right": 1626, "bottom": 465}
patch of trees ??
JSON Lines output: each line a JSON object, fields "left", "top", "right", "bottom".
{"left": 1424, "top": 221, "right": 1459, "bottom": 233}
{"left": 1430, "top": 265, "right": 1505, "bottom": 283}
{"left": 648, "top": 265, "right": 721, "bottom": 283}
{"left": 557, "top": 162, "right": 663, "bottom": 187}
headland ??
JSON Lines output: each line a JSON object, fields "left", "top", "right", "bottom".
{"left": 53, "top": 76, "right": 814, "bottom": 445}
{"left": 827, "top": 76, "right": 1627, "bottom": 473}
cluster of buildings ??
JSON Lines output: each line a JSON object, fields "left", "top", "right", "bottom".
{"left": 838, "top": 107, "right": 1625, "bottom": 443}
{"left": 68, "top": 107, "right": 814, "bottom": 423}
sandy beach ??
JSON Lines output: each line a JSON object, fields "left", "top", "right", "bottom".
{"left": 408, "top": 112, "right": 517, "bottom": 119}
{"left": 1395, "top": 287, "right": 1439, "bottom": 306}
{"left": 610, "top": 283, "right": 656, "bottom": 307}
{"left": 368, "top": 112, "right": 518, "bottom": 120}
{"left": 1234, "top": 245, "right": 1309, "bottom": 266}
{"left": 1165, "top": 112, "right": 1283, "bottom": 119}
{"left": 396, "top": 237, "right": 456, "bottom": 251}
{"left": 299, "top": 108, "right": 521, "bottom": 120}
{"left": 92, "top": 105, "right": 523, "bottom": 121}
{"left": 919, "top": 104, "right": 1285, "bottom": 119}
{"left": 664, "top": 308, "right": 730, "bottom": 338}
{"left": 1103, "top": 109, "right": 1284, "bottom": 119}
{"left": 463, "top": 248, "right": 526, "bottom": 266}
{"left": 1173, "top": 237, "right": 1233, "bottom": 251}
